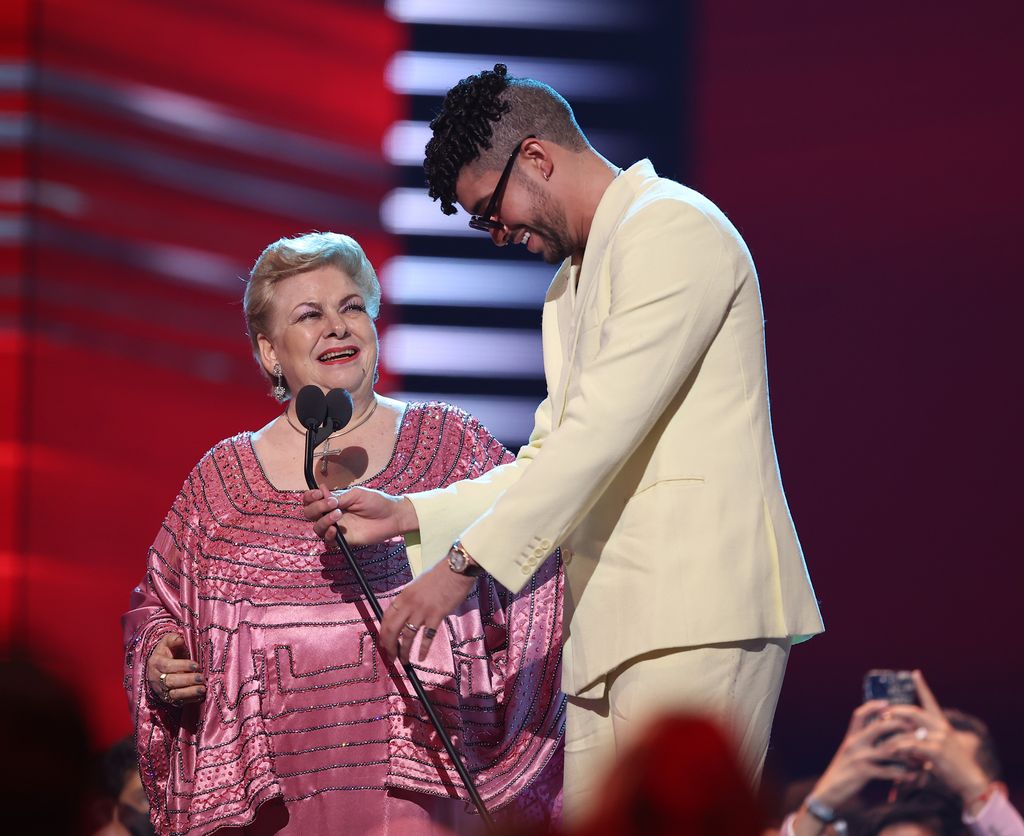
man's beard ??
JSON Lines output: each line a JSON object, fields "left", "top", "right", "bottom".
{"left": 519, "top": 175, "right": 574, "bottom": 264}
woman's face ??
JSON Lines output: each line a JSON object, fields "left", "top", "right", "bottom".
{"left": 258, "top": 266, "right": 378, "bottom": 403}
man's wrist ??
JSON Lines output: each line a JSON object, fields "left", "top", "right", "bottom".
{"left": 804, "top": 779, "right": 844, "bottom": 814}
{"left": 447, "top": 539, "right": 486, "bottom": 577}
{"left": 397, "top": 497, "right": 419, "bottom": 534}
{"left": 799, "top": 797, "right": 847, "bottom": 836}
{"left": 793, "top": 810, "right": 826, "bottom": 836}
{"left": 962, "top": 781, "right": 997, "bottom": 816}
{"left": 805, "top": 798, "right": 840, "bottom": 824}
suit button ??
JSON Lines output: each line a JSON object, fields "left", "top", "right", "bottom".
{"left": 533, "top": 547, "right": 544, "bottom": 558}
{"left": 521, "top": 566, "right": 531, "bottom": 575}
{"left": 540, "top": 538, "right": 552, "bottom": 550}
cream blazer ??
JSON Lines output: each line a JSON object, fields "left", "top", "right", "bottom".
{"left": 407, "top": 160, "right": 824, "bottom": 697}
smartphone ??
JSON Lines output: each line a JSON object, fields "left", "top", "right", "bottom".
{"left": 863, "top": 669, "right": 917, "bottom": 770}
{"left": 863, "top": 669, "right": 917, "bottom": 704}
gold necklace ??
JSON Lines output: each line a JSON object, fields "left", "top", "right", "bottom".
{"left": 284, "top": 396, "right": 380, "bottom": 474}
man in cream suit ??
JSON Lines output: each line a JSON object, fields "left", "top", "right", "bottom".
{"left": 305, "top": 64, "right": 823, "bottom": 818}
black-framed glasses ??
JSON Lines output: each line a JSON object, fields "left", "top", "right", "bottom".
{"left": 468, "top": 135, "right": 535, "bottom": 232}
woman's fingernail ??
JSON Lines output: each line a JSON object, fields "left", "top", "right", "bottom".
{"left": 191, "top": 663, "right": 199, "bottom": 671}
{"left": 195, "top": 675, "right": 205, "bottom": 684}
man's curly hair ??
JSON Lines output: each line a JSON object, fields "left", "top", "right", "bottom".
{"left": 424, "top": 63, "right": 588, "bottom": 216}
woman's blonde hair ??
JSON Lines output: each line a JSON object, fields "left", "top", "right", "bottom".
{"left": 243, "top": 232, "right": 381, "bottom": 397}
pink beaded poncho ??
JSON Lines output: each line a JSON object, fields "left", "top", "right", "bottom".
{"left": 123, "top": 403, "right": 564, "bottom": 835}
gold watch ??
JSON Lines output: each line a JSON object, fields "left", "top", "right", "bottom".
{"left": 447, "top": 540, "right": 485, "bottom": 577}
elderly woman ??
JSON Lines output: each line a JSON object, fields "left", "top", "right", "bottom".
{"left": 123, "top": 232, "right": 563, "bottom": 835}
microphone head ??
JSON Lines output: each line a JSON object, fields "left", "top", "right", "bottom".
{"left": 295, "top": 385, "right": 328, "bottom": 429}
{"left": 325, "top": 388, "right": 354, "bottom": 431}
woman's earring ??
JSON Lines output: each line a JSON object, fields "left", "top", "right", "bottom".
{"left": 272, "top": 364, "right": 287, "bottom": 402}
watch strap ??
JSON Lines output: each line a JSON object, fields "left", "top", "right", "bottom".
{"left": 802, "top": 795, "right": 843, "bottom": 827}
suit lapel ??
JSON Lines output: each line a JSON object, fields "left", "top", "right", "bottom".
{"left": 552, "top": 161, "right": 654, "bottom": 426}
{"left": 542, "top": 262, "right": 573, "bottom": 420}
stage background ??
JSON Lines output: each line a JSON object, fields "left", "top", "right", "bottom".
{"left": 2, "top": 0, "right": 1021, "bottom": 792}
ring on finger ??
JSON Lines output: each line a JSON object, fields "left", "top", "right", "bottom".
{"left": 159, "top": 672, "right": 171, "bottom": 694}
{"left": 404, "top": 622, "right": 419, "bottom": 634}
{"left": 914, "top": 727, "right": 928, "bottom": 740}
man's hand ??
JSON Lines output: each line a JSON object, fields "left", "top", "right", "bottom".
{"left": 379, "top": 559, "right": 476, "bottom": 664}
{"left": 808, "top": 700, "right": 916, "bottom": 807}
{"left": 792, "top": 700, "right": 915, "bottom": 836}
{"left": 885, "top": 671, "right": 992, "bottom": 812}
{"left": 301, "top": 486, "right": 418, "bottom": 546}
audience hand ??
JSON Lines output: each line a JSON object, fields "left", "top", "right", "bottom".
{"left": 885, "top": 670, "right": 992, "bottom": 814}
{"left": 792, "top": 700, "right": 915, "bottom": 835}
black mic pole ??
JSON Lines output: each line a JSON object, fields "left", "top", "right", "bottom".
{"left": 300, "top": 389, "right": 495, "bottom": 831}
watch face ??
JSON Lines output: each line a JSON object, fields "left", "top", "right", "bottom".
{"left": 449, "top": 550, "right": 467, "bottom": 572}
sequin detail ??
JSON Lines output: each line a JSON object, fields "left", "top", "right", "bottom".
{"left": 123, "top": 403, "right": 564, "bottom": 835}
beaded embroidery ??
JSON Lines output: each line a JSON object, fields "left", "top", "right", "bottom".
{"left": 124, "top": 403, "right": 564, "bottom": 834}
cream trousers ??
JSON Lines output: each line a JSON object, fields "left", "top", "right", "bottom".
{"left": 562, "top": 638, "right": 791, "bottom": 823}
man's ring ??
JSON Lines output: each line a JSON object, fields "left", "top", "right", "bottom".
{"left": 404, "top": 622, "right": 419, "bottom": 633}
{"left": 914, "top": 727, "right": 928, "bottom": 740}
{"left": 423, "top": 627, "right": 437, "bottom": 640}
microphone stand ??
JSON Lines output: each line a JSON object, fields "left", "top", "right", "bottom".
{"left": 302, "top": 426, "right": 496, "bottom": 832}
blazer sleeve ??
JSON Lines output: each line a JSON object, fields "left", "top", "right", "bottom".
{"left": 405, "top": 392, "right": 553, "bottom": 574}
{"left": 460, "top": 198, "right": 742, "bottom": 592}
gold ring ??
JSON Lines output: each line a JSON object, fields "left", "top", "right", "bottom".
{"left": 404, "top": 622, "right": 419, "bottom": 633}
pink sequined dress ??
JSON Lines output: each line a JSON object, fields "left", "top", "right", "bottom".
{"left": 123, "top": 403, "right": 564, "bottom": 835}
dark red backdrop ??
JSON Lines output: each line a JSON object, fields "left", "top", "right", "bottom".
{"left": 2, "top": 0, "right": 403, "bottom": 745}
{"left": 2, "top": 0, "right": 1021, "bottom": 785}
{"left": 692, "top": 3, "right": 1024, "bottom": 781}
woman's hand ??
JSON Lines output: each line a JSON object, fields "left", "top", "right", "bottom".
{"left": 301, "top": 485, "right": 418, "bottom": 546}
{"left": 146, "top": 633, "right": 205, "bottom": 705}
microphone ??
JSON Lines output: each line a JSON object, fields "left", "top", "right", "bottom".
{"left": 293, "top": 384, "right": 495, "bottom": 828}
{"left": 325, "top": 388, "right": 354, "bottom": 432}
{"left": 295, "top": 385, "right": 327, "bottom": 430}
